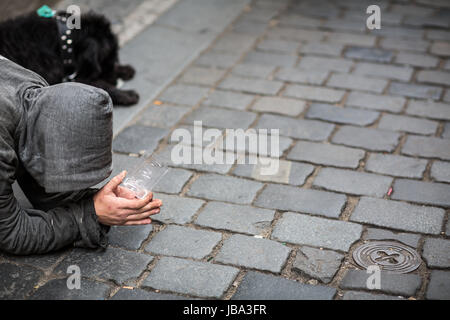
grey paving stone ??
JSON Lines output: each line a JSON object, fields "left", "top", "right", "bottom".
{"left": 284, "top": 84, "right": 346, "bottom": 103}
{"left": 332, "top": 126, "right": 401, "bottom": 152}
{"left": 267, "top": 27, "right": 326, "bottom": 42}
{"left": 203, "top": 90, "right": 255, "bottom": 110}
{"left": 54, "top": 247, "right": 153, "bottom": 284}
{"left": 232, "top": 64, "right": 276, "bottom": 79}
{"left": 340, "top": 269, "right": 421, "bottom": 297}
{"left": 443, "top": 122, "right": 450, "bottom": 139}
{"left": 220, "top": 133, "right": 293, "bottom": 157}
{"left": 255, "top": 114, "right": 335, "bottom": 141}
{"left": 232, "top": 159, "right": 314, "bottom": 186}
{"left": 219, "top": 76, "right": 283, "bottom": 95}
{"left": 232, "top": 271, "right": 336, "bottom": 300}
{"left": 431, "top": 41, "right": 450, "bottom": 56}
{"left": 365, "top": 228, "right": 420, "bottom": 248}
{"left": 275, "top": 67, "right": 329, "bottom": 85}
{"left": 272, "top": 212, "right": 363, "bottom": 251}
{"left": 328, "top": 32, "right": 376, "bottom": 47}
{"left": 195, "top": 201, "right": 275, "bottom": 235}
{"left": 30, "top": 278, "right": 110, "bottom": 300}
{"left": 353, "top": 62, "right": 413, "bottom": 81}
{"left": 313, "top": 168, "right": 392, "bottom": 198}
{"left": 255, "top": 184, "right": 346, "bottom": 218}
{"left": 345, "top": 46, "right": 394, "bottom": 63}
{"left": 306, "top": 104, "right": 380, "bottom": 126}
{"left": 212, "top": 33, "right": 256, "bottom": 53}
{"left": 153, "top": 168, "right": 193, "bottom": 194}
{"left": 298, "top": 56, "right": 353, "bottom": 72}
{"left": 322, "top": 19, "right": 366, "bottom": 32}
{"left": 215, "top": 234, "right": 290, "bottom": 273}
{"left": 392, "top": 179, "right": 450, "bottom": 208}
{"left": 187, "top": 174, "right": 264, "bottom": 204}
{"left": 426, "top": 270, "right": 450, "bottom": 300}
{"left": 372, "top": 26, "right": 425, "bottom": 40}
{"left": 251, "top": 96, "right": 306, "bottom": 116}
{"left": 151, "top": 193, "right": 205, "bottom": 224}
{"left": 112, "top": 288, "right": 187, "bottom": 300}
{"left": 293, "top": 247, "right": 344, "bottom": 284}
{"left": 136, "top": 104, "right": 190, "bottom": 129}
{"left": 196, "top": 51, "right": 241, "bottom": 69}
{"left": 0, "top": 251, "right": 64, "bottom": 270}
{"left": 389, "top": 82, "right": 442, "bottom": 100}
{"left": 381, "top": 38, "right": 429, "bottom": 53}
{"left": 108, "top": 224, "right": 153, "bottom": 251}
{"left": 300, "top": 42, "right": 343, "bottom": 56}
{"left": 143, "top": 257, "right": 239, "bottom": 298}
{"left": 180, "top": 66, "right": 227, "bottom": 87}
{"left": 343, "top": 291, "right": 404, "bottom": 300}
{"left": 279, "top": 13, "right": 323, "bottom": 29}
{"left": 346, "top": 92, "right": 405, "bottom": 113}
{"left": 327, "top": 74, "right": 388, "bottom": 94}
{"left": 243, "top": 51, "right": 298, "bottom": 67}
{"left": 183, "top": 106, "right": 257, "bottom": 129}
{"left": 365, "top": 154, "right": 427, "bottom": 178}
{"left": 427, "top": 30, "right": 450, "bottom": 41}
{"left": 352, "top": 197, "right": 445, "bottom": 234}
{"left": 395, "top": 52, "right": 439, "bottom": 68}
{"left": 257, "top": 39, "right": 300, "bottom": 53}
{"left": 417, "top": 70, "right": 450, "bottom": 86}
{"left": 378, "top": 114, "right": 438, "bottom": 135}
{"left": 145, "top": 225, "right": 221, "bottom": 259}
{"left": 113, "top": 125, "right": 169, "bottom": 154}
{"left": 232, "top": 19, "right": 267, "bottom": 35}
{"left": 431, "top": 161, "right": 450, "bottom": 183}
{"left": 407, "top": 100, "right": 450, "bottom": 121}
{"left": 287, "top": 141, "right": 365, "bottom": 169}
{"left": 159, "top": 84, "right": 209, "bottom": 106}
{"left": 402, "top": 136, "right": 450, "bottom": 160}
{"left": 0, "top": 263, "right": 43, "bottom": 299}
{"left": 422, "top": 238, "right": 450, "bottom": 268}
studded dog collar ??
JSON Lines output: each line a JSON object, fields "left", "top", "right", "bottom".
{"left": 55, "top": 12, "right": 78, "bottom": 82}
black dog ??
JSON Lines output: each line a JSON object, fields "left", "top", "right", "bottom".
{"left": 0, "top": 11, "right": 139, "bottom": 106}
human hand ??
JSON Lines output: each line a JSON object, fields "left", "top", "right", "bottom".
{"left": 93, "top": 171, "right": 163, "bottom": 226}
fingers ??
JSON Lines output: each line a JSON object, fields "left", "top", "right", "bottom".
{"left": 124, "top": 218, "right": 152, "bottom": 226}
{"left": 116, "top": 192, "right": 155, "bottom": 210}
{"left": 126, "top": 207, "right": 161, "bottom": 222}
{"left": 104, "top": 171, "right": 127, "bottom": 193}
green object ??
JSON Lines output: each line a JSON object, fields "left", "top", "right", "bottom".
{"left": 37, "top": 5, "right": 55, "bottom": 18}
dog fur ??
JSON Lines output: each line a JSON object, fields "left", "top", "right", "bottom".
{"left": 0, "top": 11, "right": 139, "bottom": 106}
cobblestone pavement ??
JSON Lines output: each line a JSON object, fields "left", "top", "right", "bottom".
{"left": 2, "top": 0, "right": 450, "bottom": 300}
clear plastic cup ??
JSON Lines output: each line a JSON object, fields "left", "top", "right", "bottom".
{"left": 120, "top": 155, "right": 168, "bottom": 199}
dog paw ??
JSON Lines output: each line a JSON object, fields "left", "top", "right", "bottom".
{"left": 114, "top": 90, "right": 140, "bottom": 106}
{"left": 117, "top": 65, "right": 135, "bottom": 81}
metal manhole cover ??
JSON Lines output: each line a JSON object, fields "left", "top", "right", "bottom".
{"left": 352, "top": 241, "right": 422, "bottom": 274}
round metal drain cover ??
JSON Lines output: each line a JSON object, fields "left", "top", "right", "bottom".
{"left": 353, "top": 241, "right": 422, "bottom": 274}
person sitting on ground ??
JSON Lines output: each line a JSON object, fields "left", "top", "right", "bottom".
{"left": 0, "top": 55, "right": 162, "bottom": 255}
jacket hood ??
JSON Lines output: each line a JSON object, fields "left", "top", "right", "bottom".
{"left": 1, "top": 57, "right": 113, "bottom": 193}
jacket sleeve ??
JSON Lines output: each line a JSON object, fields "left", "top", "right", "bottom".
{"left": 0, "top": 128, "right": 109, "bottom": 255}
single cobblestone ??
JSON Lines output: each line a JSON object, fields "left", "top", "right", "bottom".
{"left": 256, "top": 114, "right": 335, "bottom": 141}
{"left": 389, "top": 82, "right": 442, "bottom": 100}
{"left": 203, "top": 90, "right": 255, "bottom": 110}
{"left": 257, "top": 38, "right": 300, "bottom": 53}
{"left": 272, "top": 212, "right": 363, "bottom": 252}
{"left": 232, "top": 271, "right": 336, "bottom": 300}
{"left": 402, "top": 135, "right": 450, "bottom": 160}
{"left": 345, "top": 46, "right": 394, "bottom": 63}
{"left": 313, "top": 168, "right": 393, "bottom": 197}
{"left": 275, "top": 67, "right": 328, "bottom": 85}
{"left": 195, "top": 201, "right": 275, "bottom": 236}
{"left": 300, "top": 42, "right": 343, "bottom": 56}
{"left": 153, "top": 168, "right": 193, "bottom": 194}
{"left": 287, "top": 141, "right": 365, "bottom": 169}
{"left": 392, "top": 179, "right": 450, "bottom": 208}
{"left": 180, "top": 66, "right": 226, "bottom": 87}
{"left": 284, "top": 84, "right": 346, "bottom": 103}
{"left": 145, "top": 225, "right": 222, "bottom": 259}
{"left": 426, "top": 270, "right": 450, "bottom": 300}
{"left": 417, "top": 70, "right": 450, "bottom": 86}
{"left": 255, "top": 184, "right": 346, "bottom": 218}
{"left": 113, "top": 125, "right": 169, "bottom": 154}
{"left": 422, "top": 238, "right": 450, "bottom": 268}
{"left": 152, "top": 193, "right": 205, "bottom": 224}
{"left": 365, "top": 228, "right": 420, "bottom": 248}
{"left": 187, "top": 174, "right": 264, "bottom": 204}
{"left": 297, "top": 56, "right": 353, "bottom": 72}
{"left": 251, "top": 96, "right": 306, "bottom": 116}
{"left": 332, "top": 126, "right": 401, "bottom": 152}
{"left": 430, "top": 161, "right": 450, "bottom": 183}
{"left": 243, "top": 51, "right": 298, "bottom": 67}
{"left": 396, "top": 52, "right": 439, "bottom": 68}
{"left": 353, "top": 62, "right": 413, "bottom": 81}
{"left": 159, "top": 84, "right": 210, "bottom": 106}
{"left": 407, "top": 100, "right": 450, "bottom": 121}
{"left": 340, "top": 269, "right": 421, "bottom": 297}
{"left": 365, "top": 154, "right": 428, "bottom": 178}
{"left": 378, "top": 114, "right": 438, "bottom": 135}
{"left": 292, "top": 247, "right": 344, "bottom": 284}
{"left": 109, "top": 224, "right": 153, "bottom": 250}
{"left": 143, "top": 257, "right": 239, "bottom": 298}
{"left": 351, "top": 197, "right": 445, "bottom": 234}
{"left": 343, "top": 291, "right": 404, "bottom": 300}
{"left": 219, "top": 76, "right": 283, "bottom": 95}
{"left": 232, "top": 64, "right": 276, "bottom": 79}
{"left": 137, "top": 104, "right": 190, "bottom": 128}
{"left": 346, "top": 92, "right": 405, "bottom": 113}
{"left": 183, "top": 106, "right": 257, "bottom": 129}
{"left": 306, "top": 104, "right": 379, "bottom": 126}
{"left": 215, "top": 234, "right": 291, "bottom": 273}
{"left": 327, "top": 74, "right": 388, "bottom": 93}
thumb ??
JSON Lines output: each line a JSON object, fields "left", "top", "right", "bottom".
{"left": 104, "top": 170, "right": 127, "bottom": 193}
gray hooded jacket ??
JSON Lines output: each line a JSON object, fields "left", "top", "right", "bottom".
{"left": 0, "top": 56, "right": 113, "bottom": 255}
